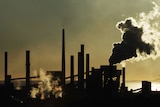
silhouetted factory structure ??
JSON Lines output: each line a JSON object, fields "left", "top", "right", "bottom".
{"left": 0, "top": 28, "right": 159, "bottom": 107}
{"left": 2, "top": 29, "right": 125, "bottom": 92}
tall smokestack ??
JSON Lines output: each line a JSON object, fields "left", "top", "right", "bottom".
{"left": 70, "top": 55, "right": 74, "bottom": 89}
{"left": 78, "top": 44, "right": 84, "bottom": 90}
{"left": 62, "top": 29, "right": 65, "bottom": 85}
{"left": 26, "top": 50, "right": 30, "bottom": 90}
{"left": 86, "top": 53, "right": 90, "bottom": 89}
{"left": 4, "top": 52, "right": 8, "bottom": 85}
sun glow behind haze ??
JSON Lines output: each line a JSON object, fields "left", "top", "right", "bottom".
{"left": 126, "top": 81, "right": 160, "bottom": 91}
{"left": 1, "top": 0, "right": 160, "bottom": 88}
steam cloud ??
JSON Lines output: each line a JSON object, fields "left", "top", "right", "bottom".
{"left": 109, "top": 2, "right": 160, "bottom": 65}
{"left": 30, "top": 68, "right": 63, "bottom": 100}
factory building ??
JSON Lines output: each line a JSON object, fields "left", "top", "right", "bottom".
{"left": 0, "top": 28, "right": 158, "bottom": 107}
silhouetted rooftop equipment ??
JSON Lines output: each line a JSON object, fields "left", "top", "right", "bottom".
{"left": 142, "top": 81, "right": 151, "bottom": 94}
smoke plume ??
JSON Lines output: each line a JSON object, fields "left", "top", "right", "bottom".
{"left": 109, "top": 2, "right": 160, "bottom": 65}
{"left": 30, "top": 68, "right": 63, "bottom": 100}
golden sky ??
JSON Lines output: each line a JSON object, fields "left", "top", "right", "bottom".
{"left": 0, "top": 0, "right": 160, "bottom": 82}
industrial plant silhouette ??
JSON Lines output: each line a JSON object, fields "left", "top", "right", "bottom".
{"left": 0, "top": 29, "right": 160, "bottom": 107}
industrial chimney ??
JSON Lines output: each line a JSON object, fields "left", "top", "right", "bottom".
{"left": 120, "top": 67, "right": 128, "bottom": 93}
{"left": 78, "top": 44, "right": 84, "bottom": 90}
{"left": 4, "top": 52, "right": 8, "bottom": 85}
{"left": 62, "top": 29, "right": 66, "bottom": 85}
{"left": 26, "top": 50, "right": 30, "bottom": 90}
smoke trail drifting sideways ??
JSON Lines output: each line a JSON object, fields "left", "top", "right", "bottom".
{"left": 109, "top": 2, "right": 160, "bottom": 65}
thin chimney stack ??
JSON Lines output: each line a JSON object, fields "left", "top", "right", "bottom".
{"left": 26, "top": 50, "right": 30, "bottom": 90}
{"left": 78, "top": 44, "right": 84, "bottom": 90}
{"left": 62, "top": 28, "right": 66, "bottom": 85}
{"left": 4, "top": 52, "right": 8, "bottom": 85}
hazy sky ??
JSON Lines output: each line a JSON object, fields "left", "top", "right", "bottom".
{"left": 0, "top": 0, "right": 160, "bottom": 82}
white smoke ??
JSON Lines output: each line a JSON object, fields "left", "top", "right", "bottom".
{"left": 135, "top": 2, "right": 160, "bottom": 61}
{"left": 138, "top": 2, "right": 160, "bottom": 59}
{"left": 30, "top": 68, "right": 63, "bottom": 100}
{"left": 113, "top": 1, "right": 160, "bottom": 64}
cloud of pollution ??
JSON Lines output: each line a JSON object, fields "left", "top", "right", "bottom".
{"left": 30, "top": 68, "right": 63, "bottom": 100}
{"left": 109, "top": 2, "right": 160, "bottom": 66}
